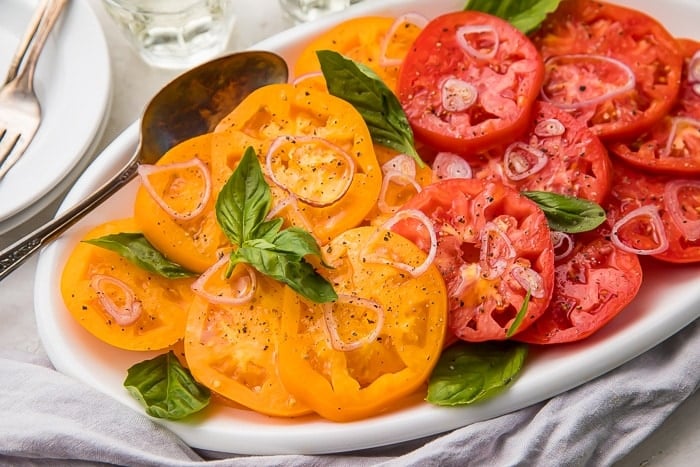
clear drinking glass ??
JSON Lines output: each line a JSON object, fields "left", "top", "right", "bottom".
{"left": 102, "top": 0, "right": 236, "bottom": 69}
{"left": 278, "top": 0, "right": 364, "bottom": 22}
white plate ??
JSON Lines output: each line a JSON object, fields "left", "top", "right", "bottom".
{"left": 0, "top": 0, "right": 111, "bottom": 232}
{"left": 34, "top": 0, "right": 700, "bottom": 456}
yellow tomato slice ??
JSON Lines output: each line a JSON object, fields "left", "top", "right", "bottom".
{"left": 134, "top": 133, "right": 228, "bottom": 273}
{"left": 279, "top": 226, "right": 448, "bottom": 422}
{"left": 60, "top": 218, "right": 193, "bottom": 351}
{"left": 211, "top": 83, "right": 381, "bottom": 244}
{"left": 293, "top": 16, "right": 424, "bottom": 91}
{"left": 184, "top": 270, "right": 312, "bottom": 417}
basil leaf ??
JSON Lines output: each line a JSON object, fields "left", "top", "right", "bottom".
{"left": 427, "top": 342, "right": 528, "bottom": 406}
{"left": 215, "top": 147, "right": 337, "bottom": 303}
{"left": 316, "top": 50, "right": 425, "bottom": 168}
{"left": 507, "top": 288, "right": 531, "bottom": 338}
{"left": 464, "top": 0, "right": 562, "bottom": 34}
{"left": 522, "top": 191, "right": 606, "bottom": 233}
{"left": 83, "top": 233, "right": 196, "bottom": 279}
{"left": 235, "top": 246, "right": 337, "bottom": 303}
{"left": 216, "top": 147, "right": 271, "bottom": 245}
{"left": 124, "top": 351, "right": 210, "bottom": 420}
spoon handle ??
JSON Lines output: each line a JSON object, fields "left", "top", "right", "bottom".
{"left": 0, "top": 158, "right": 139, "bottom": 280}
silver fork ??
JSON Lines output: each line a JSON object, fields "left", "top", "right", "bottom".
{"left": 0, "top": 0, "right": 69, "bottom": 183}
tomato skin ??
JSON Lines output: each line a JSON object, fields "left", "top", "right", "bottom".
{"left": 532, "top": 0, "right": 683, "bottom": 141}
{"left": 606, "top": 162, "right": 700, "bottom": 263}
{"left": 473, "top": 101, "right": 613, "bottom": 204}
{"left": 392, "top": 179, "right": 555, "bottom": 342}
{"left": 397, "top": 10, "right": 544, "bottom": 156}
{"left": 278, "top": 226, "right": 448, "bottom": 422}
{"left": 514, "top": 229, "right": 642, "bottom": 344}
{"left": 60, "top": 218, "right": 193, "bottom": 351}
{"left": 608, "top": 39, "right": 700, "bottom": 175}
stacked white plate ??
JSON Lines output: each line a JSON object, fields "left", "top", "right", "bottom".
{"left": 0, "top": 0, "right": 111, "bottom": 238}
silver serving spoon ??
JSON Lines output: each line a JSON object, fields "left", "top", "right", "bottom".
{"left": 0, "top": 50, "right": 288, "bottom": 280}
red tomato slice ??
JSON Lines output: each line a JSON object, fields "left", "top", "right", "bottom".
{"left": 514, "top": 228, "right": 642, "bottom": 344}
{"left": 605, "top": 162, "right": 700, "bottom": 263}
{"left": 532, "top": 0, "right": 683, "bottom": 141}
{"left": 391, "top": 179, "right": 555, "bottom": 341}
{"left": 609, "top": 39, "right": 700, "bottom": 174}
{"left": 397, "top": 10, "right": 544, "bottom": 156}
{"left": 472, "top": 101, "right": 613, "bottom": 204}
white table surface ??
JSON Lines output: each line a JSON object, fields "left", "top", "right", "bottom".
{"left": 0, "top": 0, "right": 698, "bottom": 465}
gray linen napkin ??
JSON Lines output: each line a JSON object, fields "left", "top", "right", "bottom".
{"left": 1, "top": 320, "right": 698, "bottom": 467}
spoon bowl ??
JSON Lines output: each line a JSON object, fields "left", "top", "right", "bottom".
{"left": 0, "top": 50, "right": 289, "bottom": 280}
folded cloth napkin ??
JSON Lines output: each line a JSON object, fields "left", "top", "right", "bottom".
{"left": 1, "top": 320, "right": 698, "bottom": 467}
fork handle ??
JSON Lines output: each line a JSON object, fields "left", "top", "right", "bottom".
{"left": 0, "top": 156, "right": 140, "bottom": 280}
{"left": 4, "top": 0, "right": 51, "bottom": 84}
{"left": 12, "top": 0, "right": 69, "bottom": 90}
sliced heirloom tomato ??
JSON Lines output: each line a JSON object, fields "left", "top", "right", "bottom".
{"left": 605, "top": 162, "right": 700, "bottom": 263}
{"left": 473, "top": 101, "right": 612, "bottom": 204}
{"left": 185, "top": 266, "right": 312, "bottom": 417}
{"left": 514, "top": 227, "right": 642, "bottom": 344}
{"left": 391, "top": 179, "right": 555, "bottom": 342}
{"left": 609, "top": 39, "right": 700, "bottom": 174}
{"left": 532, "top": 0, "right": 683, "bottom": 140}
{"left": 293, "top": 15, "right": 426, "bottom": 91}
{"left": 60, "top": 218, "right": 193, "bottom": 351}
{"left": 278, "top": 226, "right": 448, "bottom": 422}
{"left": 134, "top": 133, "right": 228, "bottom": 273}
{"left": 397, "top": 10, "right": 544, "bottom": 156}
{"left": 211, "top": 83, "right": 381, "bottom": 245}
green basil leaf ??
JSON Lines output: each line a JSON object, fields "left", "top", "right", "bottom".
{"left": 427, "top": 342, "right": 528, "bottom": 406}
{"left": 464, "top": 0, "right": 562, "bottom": 34}
{"left": 507, "top": 288, "right": 531, "bottom": 338}
{"left": 316, "top": 50, "right": 425, "bottom": 168}
{"left": 216, "top": 147, "right": 271, "bottom": 245}
{"left": 522, "top": 191, "right": 606, "bottom": 233}
{"left": 124, "top": 351, "right": 210, "bottom": 420}
{"left": 83, "top": 233, "right": 196, "bottom": 279}
{"left": 235, "top": 246, "right": 337, "bottom": 303}
{"left": 272, "top": 227, "right": 323, "bottom": 259}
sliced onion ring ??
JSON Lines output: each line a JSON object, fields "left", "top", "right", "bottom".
{"left": 432, "top": 152, "right": 472, "bottom": 181}
{"left": 381, "top": 154, "right": 417, "bottom": 181}
{"left": 689, "top": 50, "right": 700, "bottom": 83}
{"left": 377, "top": 170, "right": 422, "bottom": 214}
{"left": 292, "top": 71, "right": 324, "bottom": 86}
{"left": 378, "top": 13, "right": 428, "bottom": 67}
{"left": 534, "top": 118, "right": 566, "bottom": 137}
{"left": 664, "top": 179, "right": 700, "bottom": 241}
{"left": 377, "top": 209, "right": 438, "bottom": 277}
{"left": 191, "top": 256, "right": 256, "bottom": 305}
{"left": 541, "top": 54, "right": 636, "bottom": 110}
{"left": 137, "top": 157, "right": 211, "bottom": 221}
{"left": 265, "top": 135, "right": 355, "bottom": 207}
{"left": 441, "top": 77, "right": 478, "bottom": 112}
{"left": 550, "top": 231, "right": 575, "bottom": 261}
{"left": 456, "top": 24, "right": 500, "bottom": 60}
{"left": 610, "top": 205, "right": 669, "bottom": 255}
{"left": 510, "top": 265, "right": 546, "bottom": 299}
{"left": 324, "top": 294, "right": 385, "bottom": 352}
{"left": 89, "top": 274, "right": 143, "bottom": 326}
{"left": 479, "top": 221, "right": 516, "bottom": 280}
{"left": 660, "top": 116, "right": 700, "bottom": 158}
{"left": 503, "top": 142, "right": 548, "bottom": 181}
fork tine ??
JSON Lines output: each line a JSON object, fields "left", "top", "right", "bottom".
{"left": 0, "top": 131, "right": 26, "bottom": 179}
